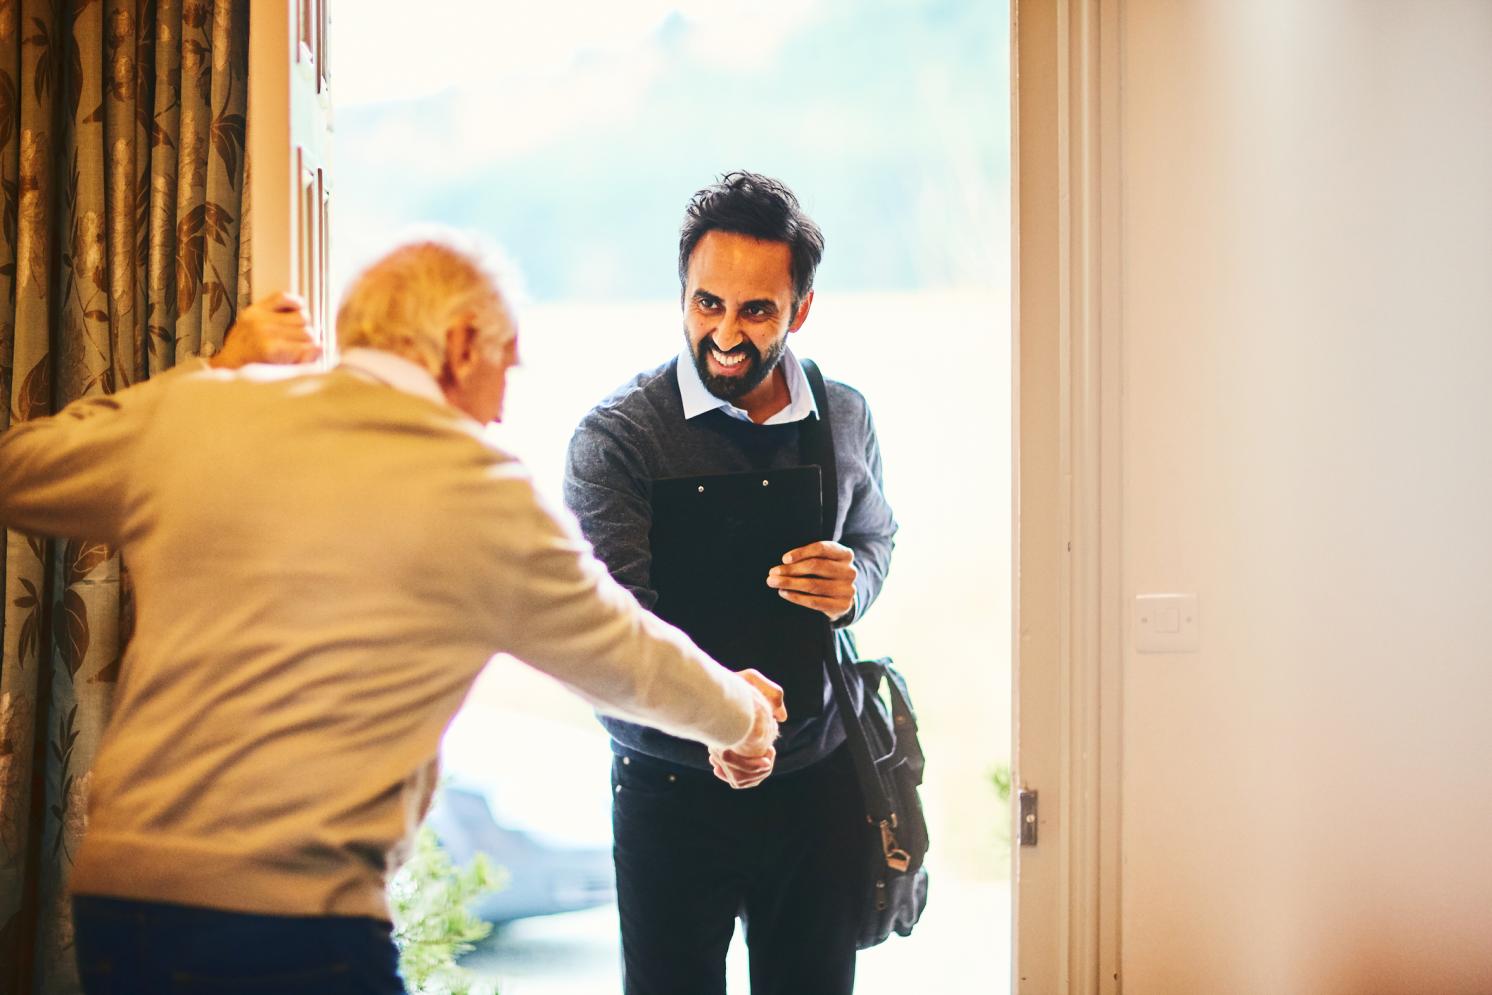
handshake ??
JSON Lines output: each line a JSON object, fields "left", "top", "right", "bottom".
{"left": 712, "top": 669, "right": 789, "bottom": 790}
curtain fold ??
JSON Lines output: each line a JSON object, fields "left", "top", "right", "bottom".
{"left": 0, "top": 2, "right": 248, "bottom": 991}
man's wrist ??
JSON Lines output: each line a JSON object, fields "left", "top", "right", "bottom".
{"left": 831, "top": 590, "right": 860, "bottom": 628}
{"left": 727, "top": 694, "right": 773, "bottom": 755}
{"left": 715, "top": 681, "right": 759, "bottom": 753}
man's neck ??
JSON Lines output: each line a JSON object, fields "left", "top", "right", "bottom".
{"left": 736, "top": 367, "right": 792, "bottom": 425}
{"left": 339, "top": 347, "right": 450, "bottom": 411}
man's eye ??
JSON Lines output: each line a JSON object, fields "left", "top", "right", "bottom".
{"left": 697, "top": 299, "right": 721, "bottom": 311}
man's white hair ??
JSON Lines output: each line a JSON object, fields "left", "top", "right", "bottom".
{"left": 336, "top": 229, "right": 519, "bottom": 372}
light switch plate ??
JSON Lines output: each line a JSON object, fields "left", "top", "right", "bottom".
{"left": 1134, "top": 594, "right": 1199, "bottom": 653}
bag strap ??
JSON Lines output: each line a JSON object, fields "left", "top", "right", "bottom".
{"left": 799, "top": 361, "right": 901, "bottom": 840}
{"left": 799, "top": 358, "right": 838, "bottom": 537}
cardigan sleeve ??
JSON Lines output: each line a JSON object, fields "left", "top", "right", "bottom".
{"left": 476, "top": 468, "right": 757, "bottom": 752}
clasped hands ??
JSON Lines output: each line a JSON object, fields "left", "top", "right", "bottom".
{"left": 709, "top": 541, "right": 859, "bottom": 790}
{"left": 710, "top": 668, "right": 786, "bottom": 790}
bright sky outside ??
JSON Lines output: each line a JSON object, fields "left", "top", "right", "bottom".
{"left": 335, "top": 0, "right": 826, "bottom": 106}
{"left": 330, "top": 0, "right": 1009, "bottom": 301}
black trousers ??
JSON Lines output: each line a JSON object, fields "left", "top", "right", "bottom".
{"left": 612, "top": 745, "right": 862, "bottom": 995}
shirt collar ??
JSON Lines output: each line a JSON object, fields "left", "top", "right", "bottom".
{"left": 676, "top": 345, "right": 819, "bottom": 426}
{"left": 338, "top": 347, "right": 449, "bottom": 410}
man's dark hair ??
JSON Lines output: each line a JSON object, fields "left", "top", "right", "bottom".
{"left": 678, "top": 171, "right": 826, "bottom": 307}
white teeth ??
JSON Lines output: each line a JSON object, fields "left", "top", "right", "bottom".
{"left": 712, "top": 349, "right": 746, "bottom": 368}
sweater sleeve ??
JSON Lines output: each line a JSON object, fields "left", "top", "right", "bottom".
{"left": 482, "top": 469, "right": 755, "bottom": 751}
{"left": 0, "top": 360, "right": 206, "bottom": 543}
{"left": 837, "top": 397, "right": 898, "bottom": 626}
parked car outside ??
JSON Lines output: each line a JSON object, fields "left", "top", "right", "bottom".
{"left": 429, "top": 706, "right": 617, "bottom": 924}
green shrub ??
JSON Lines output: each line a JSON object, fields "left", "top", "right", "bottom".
{"left": 389, "top": 824, "right": 507, "bottom": 995}
{"left": 991, "top": 761, "right": 1014, "bottom": 860}
{"left": 990, "top": 762, "right": 1012, "bottom": 805}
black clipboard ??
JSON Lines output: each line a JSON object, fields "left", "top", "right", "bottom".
{"left": 649, "top": 465, "right": 828, "bottom": 719}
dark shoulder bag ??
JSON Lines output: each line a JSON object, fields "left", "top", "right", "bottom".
{"left": 800, "top": 359, "right": 930, "bottom": 949}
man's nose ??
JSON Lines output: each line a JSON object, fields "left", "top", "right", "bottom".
{"left": 712, "top": 318, "right": 744, "bottom": 352}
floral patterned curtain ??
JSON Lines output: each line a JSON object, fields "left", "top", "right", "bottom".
{"left": 0, "top": 2, "right": 249, "bottom": 991}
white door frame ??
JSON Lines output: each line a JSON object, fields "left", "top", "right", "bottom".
{"left": 248, "top": 0, "right": 333, "bottom": 354}
{"left": 1011, "top": 1, "right": 1122, "bottom": 992}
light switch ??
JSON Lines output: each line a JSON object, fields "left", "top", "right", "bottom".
{"left": 1134, "top": 594, "right": 1199, "bottom": 653}
{"left": 1155, "top": 607, "right": 1180, "bottom": 634}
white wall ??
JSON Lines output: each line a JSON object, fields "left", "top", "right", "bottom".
{"left": 1119, "top": 3, "right": 1492, "bottom": 993}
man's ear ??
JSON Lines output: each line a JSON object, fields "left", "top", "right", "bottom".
{"left": 788, "top": 290, "right": 815, "bottom": 333}
{"left": 441, "top": 319, "right": 480, "bottom": 385}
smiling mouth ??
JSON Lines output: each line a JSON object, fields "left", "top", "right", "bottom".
{"left": 711, "top": 348, "right": 749, "bottom": 370}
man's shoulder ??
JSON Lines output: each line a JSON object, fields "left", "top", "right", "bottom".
{"left": 170, "top": 365, "right": 522, "bottom": 468}
{"left": 573, "top": 358, "right": 681, "bottom": 437}
{"left": 824, "top": 375, "right": 870, "bottom": 411}
{"left": 150, "top": 362, "right": 323, "bottom": 421}
{"left": 818, "top": 372, "right": 876, "bottom": 433}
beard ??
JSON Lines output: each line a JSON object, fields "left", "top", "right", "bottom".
{"left": 689, "top": 332, "right": 789, "bottom": 402}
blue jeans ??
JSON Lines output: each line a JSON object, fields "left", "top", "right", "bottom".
{"left": 72, "top": 895, "right": 407, "bottom": 995}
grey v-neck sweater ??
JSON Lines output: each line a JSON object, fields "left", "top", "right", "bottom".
{"left": 565, "top": 358, "right": 898, "bottom": 774}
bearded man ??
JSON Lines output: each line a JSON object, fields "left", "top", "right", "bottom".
{"left": 565, "top": 172, "right": 898, "bottom": 995}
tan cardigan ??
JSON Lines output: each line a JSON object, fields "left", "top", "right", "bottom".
{"left": 0, "top": 360, "right": 755, "bottom": 919}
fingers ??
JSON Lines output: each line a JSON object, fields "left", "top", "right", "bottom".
{"left": 262, "top": 310, "right": 314, "bottom": 331}
{"left": 712, "top": 762, "right": 770, "bottom": 790}
{"left": 737, "top": 669, "right": 787, "bottom": 722}
{"left": 709, "top": 746, "right": 776, "bottom": 790}
{"left": 781, "top": 540, "right": 853, "bottom": 565}
{"left": 769, "top": 545, "right": 856, "bottom": 603}
{"left": 249, "top": 292, "right": 316, "bottom": 342}
{"left": 212, "top": 327, "right": 321, "bottom": 369}
{"left": 260, "top": 307, "right": 316, "bottom": 339}
{"left": 712, "top": 752, "right": 759, "bottom": 784}
{"left": 259, "top": 333, "right": 321, "bottom": 365}
{"left": 767, "top": 571, "right": 854, "bottom": 598}
{"left": 769, "top": 558, "right": 856, "bottom": 583}
{"left": 766, "top": 559, "right": 855, "bottom": 620}
{"left": 775, "top": 588, "right": 852, "bottom": 619}
{"left": 257, "top": 290, "right": 309, "bottom": 314}
{"left": 277, "top": 340, "right": 323, "bottom": 364}
{"left": 716, "top": 747, "right": 774, "bottom": 771}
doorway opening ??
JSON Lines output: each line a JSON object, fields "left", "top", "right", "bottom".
{"left": 334, "top": 2, "right": 1012, "bottom": 990}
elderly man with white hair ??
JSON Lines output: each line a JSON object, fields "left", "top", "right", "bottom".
{"left": 0, "top": 234, "right": 785, "bottom": 994}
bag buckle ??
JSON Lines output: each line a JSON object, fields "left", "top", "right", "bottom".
{"left": 879, "top": 818, "right": 911, "bottom": 873}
